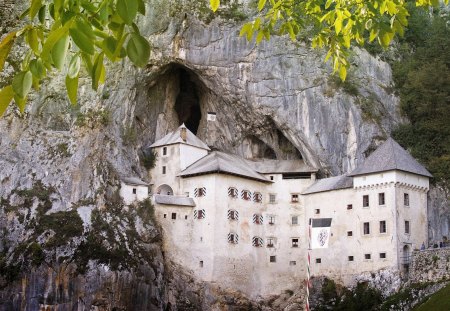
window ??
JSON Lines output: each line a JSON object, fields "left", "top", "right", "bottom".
{"left": 405, "top": 221, "right": 410, "bottom": 234}
{"left": 194, "top": 209, "right": 205, "bottom": 219}
{"left": 241, "top": 190, "right": 252, "bottom": 201}
{"left": 185, "top": 215, "right": 188, "bottom": 220}
{"left": 267, "top": 237, "right": 275, "bottom": 248}
{"left": 379, "top": 252, "right": 386, "bottom": 259}
{"left": 316, "top": 258, "right": 321, "bottom": 263}
{"left": 253, "top": 192, "right": 262, "bottom": 203}
{"left": 199, "top": 260, "right": 203, "bottom": 267}
{"left": 270, "top": 176, "right": 274, "bottom": 181}
{"left": 291, "top": 238, "right": 299, "bottom": 248}
{"left": 289, "top": 261, "right": 297, "bottom": 266}
{"left": 363, "top": 195, "right": 369, "bottom": 207}
{"left": 314, "top": 209, "right": 320, "bottom": 214}
{"left": 347, "top": 204, "right": 353, "bottom": 210}
{"left": 195, "top": 187, "right": 206, "bottom": 197}
{"left": 253, "top": 214, "right": 263, "bottom": 224}
{"left": 404, "top": 193, "right": 410, "bottom": 206}
{"left": 162, "top": 147, "right": 167, "bottom": 156}
{"left": 347, "top": 231, "right": 353, "bottom": 237}
{"left": 270, "top": 256, "right": 276, "bottom": 263}
{"left": 365, "top": 254, "right": 371, "bottom": 260}
{"left": 228, "top": 187, "right": 238, "bottom": 198}
{"left": 292, "top": 216, "right": 298, "bottom": 225}
{"left": 363, "top": 222, "right": 370, "bottom": 235}
{"left": 268, "top": 215, "right": 275, "bottom": 225}
{"left": 228, "top": 209, "right": 239, "bottom": 221}
{"left": 228, "top": 233, "right": 239, "bottom": 244}
{"left": 132, "top": 188, "right": 137, "bottom": 194}
{"left": 269, "top": 194, "right": 276, "bottom": 203}
{"left": 379, "top": 221, "right": 387, "bottom": 234}
{"left": 252, "top": 236, "right": 263, "bottom": 247}
{"left": 378, "top": 193, "right": 385, "bottom": 205}
{"left": 185, "top": 192, "right": 190, "bottom": 197}
{"left": 291, "top": 194, "right": 299, "bottom": 203}
{"left": 162, "top": 166, "right": 166, "bottom": 174}
{"left": 171, "top": 213, "right": 176, "bottom": 220}
{"left": 348, "top": 256, "right": 354, "bottom": 261}
{"left": 163, "top": 214, "right": 167, "bottom": 218}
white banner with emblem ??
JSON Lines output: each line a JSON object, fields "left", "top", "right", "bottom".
{"left": 310, "top": 218, "right": 332, "bottom": 249}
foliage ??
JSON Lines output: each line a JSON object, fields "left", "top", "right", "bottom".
{"left": 211, "top": 0, "right": 448, "bottom": 81}
{"left": 141, "top": 148, "right": 157, "bottom": 170}
{"left": 0, "top": 0, "right": 150, "bottom": 116}
{"left": 413, "top": 283, "right": 450, "bottom": 311}
{"left": 391, "top": 9, "right": 450, "bottom": 187}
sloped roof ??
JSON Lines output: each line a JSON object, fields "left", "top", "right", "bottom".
{"left": 179, "top": 151, "right": 271, "bottom": 183}
{"left": 149, "top": 124, "right": 210, "bottom": 150}
{"left": 245, "top": 159, "right": 317, "bottom": 174}
{"left": 154, "top": 195, "right": 196, "bottom": 207}
{"left": 302, "top": 175, "right": 353, "bottom": 195}
{"left": 122, "top": 177, "right": 149, "bottom": 186}
{"left": 349, "top": 138, "right": 432, "bottom": 177}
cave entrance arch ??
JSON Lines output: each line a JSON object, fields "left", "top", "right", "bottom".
{"left": 174, "top": 68, "right": 202, "bottom": 134}
{"left": 157, "top": 184, "right": 174, "bottom": 196}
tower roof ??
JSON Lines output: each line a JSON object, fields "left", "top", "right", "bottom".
{"left": 349, "top": 138, "right": 432, "bottom": 177}
{"left": 149, "top": 124, "right": 210, "bottom": 150}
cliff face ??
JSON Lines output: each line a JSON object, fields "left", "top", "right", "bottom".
{"left": 0, "top": 0, "right": 447, "bottom": 309}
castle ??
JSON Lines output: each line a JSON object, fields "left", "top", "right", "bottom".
{"left": 120, "top": 124, "right": 431, "bottom": 298}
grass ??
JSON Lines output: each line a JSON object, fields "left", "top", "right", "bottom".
{"left": 413, "top": 283, "right": 450, "bottom": 311}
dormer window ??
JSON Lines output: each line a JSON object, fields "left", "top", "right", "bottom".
{"left": 228, "top": 187, "right": 238, "bottom": 198}
{"left": 253, "top": 192, "right": 262, "bottom": 203}
{"left": 241, "top": 190, "right": 251, "bottom": 201}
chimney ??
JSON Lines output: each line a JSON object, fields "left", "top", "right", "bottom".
{"left": 180, "top": 125, "right": 187, "bottom": 142}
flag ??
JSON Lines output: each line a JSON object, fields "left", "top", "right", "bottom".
{"left": 310, "top": 218, "right": 332, "bottom": 249}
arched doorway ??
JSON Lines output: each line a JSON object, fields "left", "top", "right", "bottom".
{"left": 402, "top": 244, "right": 411, "bottom": 274}
{"left": 157, "top": 184, "right": 174, "bottom": 196}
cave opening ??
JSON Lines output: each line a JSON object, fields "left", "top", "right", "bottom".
{"left": 174, "top": 68, "right": 202, "bottom": 134}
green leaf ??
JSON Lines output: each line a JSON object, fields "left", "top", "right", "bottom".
{"left": 126, "top": 33, "right": 150, "bottom": 67}
{"left": 14, "top": 95, "right": 26, "bottom": 113}
{"left": 339, "top": 65, "right": 347, "bottom": 81}
{"left": 0, "top": 31, "right": 17, "bottom": 72}
{"left": 27, "top": 28, "right": 39, "bottom": 54}
{"left": 30, "top": 0, "right": 42, "bottom": 19}
{"left": 92, "top": 52, "right": 105, "bottom": 90}
{"left": 137, "top": 0, "right": 146, "bottom": 15}
{"left": 0, "top": 85, "right": 14, "bottom": 117}
{"left": 102, "top": 36, "right": 118, "bottom": 61}
{"left": 41, "top": 20, "right": 73, "bottom": 61}
{"left": 68, "top": 54, "right": 81, "bottom": 78}
{"left": 38, "top": 5, "right": 46, "bottom": 23}
{"left": 75, "top": 18, "right": 95, "bottom": 40}
{"left": 12, "top": 71, "right": 32, "bottom": 98}
{"left": 65, "top": 75, "right": 78, "bottom": 105}
{"left": 325, "top": 0, "right": 333, "bottom": 9}
{"left": 256, "top": 31, "right": 264, "bottom": 44}
{"left": 258, "top": 0, "right": 267, "bottom": 11}
{"left": 51, "top": 34, "right": 69, "bottom": 70}
{"left": 69, "top": 27, "right": 95, "bottom": 55}
{"left": 239, "top": 23, "right": 253, "bottom": 37}
{"left": 210, "top": 0, "right": 220, "bottom": 12}
{"left": 29, "top": 58, "right": 46, "bottom": 79}
{"left": 117, "top": 0, "right": 138, "bottom": 25}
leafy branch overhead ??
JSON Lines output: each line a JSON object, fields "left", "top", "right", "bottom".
{"left": 0, "top": 0, "right": 150, "bottom": 116}
{"left": 211, "top": 0, "right": 448, "bottom": 81}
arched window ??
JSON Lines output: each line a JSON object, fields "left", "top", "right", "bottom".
{"left": 228, "top": 187, "right": 238, "bottom": 198}
{"left": 241, "top": 190, "right": 251, "bottom": 201}
{"left": 156, "top": 184, "right": 174, "bottom": 195}
{"left": 252, "top": 236, "right": 263, "bottom": 247}
{"left": 227, "top": 209, "right": 239, "bottom": 221}
{"left": 253, "top": 192, "right": 262, "bottom": 203}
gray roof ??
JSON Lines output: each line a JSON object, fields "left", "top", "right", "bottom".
{"left": 349, "top": 138, "right": 432, "bottom": 177}
{"left": 154, "top": 195, "right": 196, "bottom": 207}
{"left": 122, "top": 177, "right": 149, "bottom": 186}
{"left": 179, "top": 151, "right": 271, "bottom": 183}
{"left": 302, "top": 175, "right": 353, "bottom": 195}
{"left": 149, "top": 124, "right": 210, "bottom": 150}
{"left": 245, "top": 159, "right": 317, "bottom": 174}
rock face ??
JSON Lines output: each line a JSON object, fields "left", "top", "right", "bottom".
{"left": 0, "top": 0, "right": 448, "bottom": 309}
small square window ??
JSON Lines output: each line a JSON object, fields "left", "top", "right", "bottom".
{"left": 289, "top": 261, "right": 297, "bottom": 266}
{"left": 267, "top": 237, "right": 275, "bottom": 248}
{"left": 292, "top": 216, "right": 298, "bottom": 225}
{"left": 292, "top": 238, "right": 299, "bottom": 248}
{"left": 291, "top": 194, "right": 299, "bottom": 203}
{"left": 185, "top": 192, "right": 190, "bottom": 197}
{"left": 363, "top": 222, "right": 370, "bottom": 235}
{"left": 405, "top": 221, "right": 410, "bottom": 234}
{"left": 171, "top": 213, "right": 176, "bottom": 220}
{"left": 270, "top": 256, "right": 276, "bottom": 263}
{"left": 132, "top": 188, "right": 137, "bottom": 194}
{"left": 316, "top": 258, "right": 321, "bottom": 263}
{"left": 380, "top": 252, "right": 386, "bottom": 259}
{"left": 314, "top": 209, "right": 320, "bottom": 214}
{"left": 365, "top": 254, "right": 371, "bottom": 260}
{"left": 268, "top": 215, "right": 275, "bottom": 225}
{"left": 347, "top": 231, "right": 353, "bottom": 237}
{"left": 199, "top": 260, "right": 203, "bottom": 267}
{"left": 363, "top": 195, "right": 369, "bottom": 207}
{"left": 380, "top": 221, "right": 387, "bottom": 233}
{"left": 348, "top": 256, "right": 354, "bottom": 261}
{"left": 378, "top": 193, "right": 385, "bottom": 205}
{"left": 347, "top": 204, "right": 353, "bottom": 210}
{"left": 404, "top": 193, "right": 410, "bottom": 206}
{"left": 270, "top": 176, "right": 274, "bottom": 181}
{"left": 162, "top": 147, "right": 167, "bottom": 156}
{"left": 162, "top": 166, "right": 166, "bottom": 174}
{"left": 269, "top": 194, "right": 276, "bottom": 203}
{"left": 163, "top": 214, "right": 167, "bottom": 218}
{"left": 185, "top": 215, "right": 188, "bottom": 220}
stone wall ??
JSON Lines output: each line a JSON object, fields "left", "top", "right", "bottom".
{"left": 409, "top": 248, "right": 450, "bottom": 283}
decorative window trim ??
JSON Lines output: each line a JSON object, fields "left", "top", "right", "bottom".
{"left": 228, "top": 187, "right": 238, "bottom": 198}
{"left": 194, "top": 187, "right": 206, "bottom": 197}
{"left": 228, "top": 233, "right": 239, "bottom": 244}
{"left": 252, "top": 236, "right": 263, "bottom": 247}
{"left": 194, "top": 209, "right": 206, "bottom": 219}
{"left": 253, "top": 192, "right": 262, "bottom": 203}
{"left": 227, "top": 209, "right": 239, "bottom": 221}
{"left": 241, "top": 190, "right": 252, "bottom": 201}
{"left": 253, "top": 214, "right": 263, "bottom": 224}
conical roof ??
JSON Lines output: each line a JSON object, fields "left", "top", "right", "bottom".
{"left": 149, "top": 124, "right": 210, "bottom": 150}
{"left": 349, "top": 138, "right": 432, "bottom": 177}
